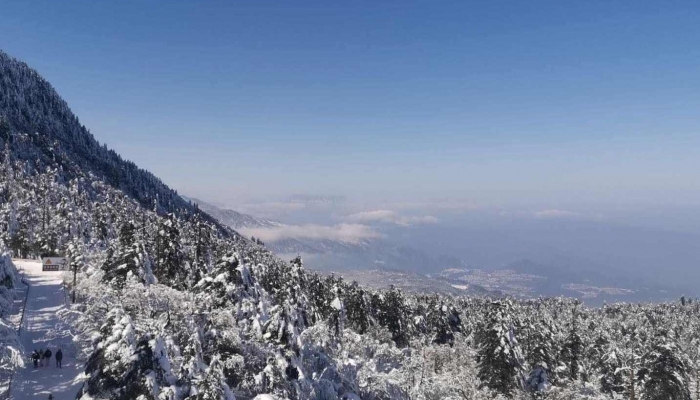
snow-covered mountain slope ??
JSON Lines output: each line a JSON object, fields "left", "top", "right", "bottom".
{"left": 187, "top": 197, "right": 281, "bottom": 230}
{"left": 0, "top": 48, "right": 475, "bottom": 398}
{"left": 189, "top": 197, "right": 323, "bottom": 255}
{"left": 0, "top": 50, "right": 216, "bottom": 221}
{"left": 1, "top": 49, "right": 698, "bottom": 400}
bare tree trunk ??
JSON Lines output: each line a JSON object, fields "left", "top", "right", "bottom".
{"left": 629, "top": 368, "right": 636, "bottom": 400}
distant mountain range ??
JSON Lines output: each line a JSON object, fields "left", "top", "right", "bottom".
{"left": 190, "top": 197, "right": 435, "bottom": 266}
{"left": 190, "top": 198, "right": 675, "bottom": 304}
{"left": 189, "top": 197, "right": 500, "bottom": 296}
{"left": 188, "top": 197, "right": 281, "bottom": 230}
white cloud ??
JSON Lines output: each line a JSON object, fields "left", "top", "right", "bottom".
{"left": 534, "top": 209, "right": 580, "bottom": 219}
{"left": 232, "top": 201, "right": 307, "bottom": 219}
{"left": 240, "top": 223, "right": 381, "bottom": 244}
{"left": 346, "top": 210, "right": 397, "bottom": 223}
{"left": 226, "top": 195, "right": 344, "bottom": 219}
{"left": 383, "top": 200, "right": 480, "bottom": 212}
{"left": 406, "top": 215, "right": 440, "bottom": 224}
{"left": 345, "top": 210, "right": 438, "bottom": 226}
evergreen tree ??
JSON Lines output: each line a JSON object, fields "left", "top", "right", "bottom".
{"left": 102, "top": 221, "right": 151, "bottom": 289}
{"left": 344, "top": 281, "right": 371, "bottom": 334}
{"left": 476, "top": 299, "right": 524, "bottom": 396}
{"left": 424, "top": 295, "right": 459, "bottom": 346}
{"left": 375, "top": 285, "right": 412, "bottom": 347}
{"left": 598, "top": 338, "right": 626, "bottom": 395}
{"left": 191, "top": 213, "right": 212, "bottom": 285}
{"left": 561, "top": 309, "right": 583, "bottom": 381}
{"left": 155, "top": 215, "right": 185, "bottom": 288}
{"left": 190, "top": 355, "right": 235, "bottom": 400}
{"left": 639, "top": 331, "right": 691, "bottom": 400}
{"left": 524, "top": 314, "right": 559, "bottom": 394}
{"left": 1, "top": 142, "right": 13, "bottom": 201}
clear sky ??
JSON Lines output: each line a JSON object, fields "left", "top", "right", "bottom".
{"left": 2, "top": 1, "right": 700, "bottom": 219}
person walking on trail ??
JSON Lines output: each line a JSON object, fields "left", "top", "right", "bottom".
{"left": 55, "top": 348, "right": 63, "bottom": 368}
{"left": 44, "top": 347, "right": 52, "bottom": 367}
{"left": 32, "top": 349, "right": 39, "bottom": 368}
{"left": 38, "top": 349, "right": 45, "bottom": 367}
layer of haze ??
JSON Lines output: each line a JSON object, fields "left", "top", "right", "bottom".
{"left": 2, "top": 1, "right": 700, "bottom": 233}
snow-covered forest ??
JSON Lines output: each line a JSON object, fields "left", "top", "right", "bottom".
{"left": 1, "top": 50, "right": 699, "bottom": 400}
{"left": 1, "top": 134, "right": 699, "bottom": 400}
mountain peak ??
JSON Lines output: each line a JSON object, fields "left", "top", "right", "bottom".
{"left": 0, "top": 49, "right": 224, "bottom": 231}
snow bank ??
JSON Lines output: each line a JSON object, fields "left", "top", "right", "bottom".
{"left": 0, "top": 250, "right": 20, "bottom": 314}
{"left": 0, "top": 249, "right": 23, "bottom": 386}
{"left": 253, "top": 395, "right": 278, "bottom": 400}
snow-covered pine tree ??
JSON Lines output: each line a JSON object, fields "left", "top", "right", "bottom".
{"left": 102, "top": 221, "right": 151, "bottom": 289}
{"left": 373, "top": 285, "right": 412, "bottom": 347}
{"left": 596, "top": 336, "right": 627, "bottom": 396}
{"left": 155, "top": 214, "right": 185, "bottom": 289}
{"left": 560, "top": 306, "right": 584, "bottom": 383}
{"left": 523, "top": 309, "right": 562, "bottom": 394}
{"left": 344, "top": 281, "right": 371, "bottom": 335}
{"left": 639, "top": 330, "right": 691, "bottom": 400}
{"left": 330, "top": 283, "right": 345, "bottom": 338}
{"left": 421, "top": 295, "right": 460, "bottom": 346}
{"left": 190, "top": 212, "right": 213, "bottom": 286}
{"left": 476, "top": 299, "right": 524, "bottom": 396}
{"left": 190, "top": 355, "right": 236, "bottom": 400}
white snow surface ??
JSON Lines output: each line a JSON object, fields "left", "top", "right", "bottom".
{"left": 10, "top": 259, "right": 85, "bottom": 399}
{"left": 253, "top": 395, "right": 278, "bottom": 400}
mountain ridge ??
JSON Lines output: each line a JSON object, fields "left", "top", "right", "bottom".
{"left": 0, "top": 50, "right": 224, "bottom": 231}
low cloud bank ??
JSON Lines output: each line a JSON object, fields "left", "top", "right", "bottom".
{"left": 240, "top": 223, "right": 381, "bottom": 244}
{"left": 234, "top": 201, "right": 307, "bottom": 219}
{"left": 345, "top": 210, "right": 438, "bottom": 226}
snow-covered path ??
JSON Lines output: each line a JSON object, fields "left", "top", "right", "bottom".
{"left": 10, "top": 260, "right": 84, "bottom": 400}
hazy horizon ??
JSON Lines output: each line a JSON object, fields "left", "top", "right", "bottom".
{"left": 2, "top": 1, "right": 700, "bottom": 298}
{"left": 2, "top": 1, "right": 700, "bottom": 232}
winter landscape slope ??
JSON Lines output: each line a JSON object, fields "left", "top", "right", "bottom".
{"left": 0, "top": 50, "right": 222, "bottom": 224}
{"left": 0, "top": 49, "right": 698, "bottom": 399}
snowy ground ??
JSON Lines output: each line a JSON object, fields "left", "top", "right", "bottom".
{"left": 9, "top": 260, "right": 85, "bottom": 399}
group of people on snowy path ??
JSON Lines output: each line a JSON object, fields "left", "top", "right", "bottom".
{"left": 31, "top": 346, "right": 63, "bottom": 368}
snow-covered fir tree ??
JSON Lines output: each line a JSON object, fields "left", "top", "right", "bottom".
{"left": 639, "top": 330, "right": 692, "bottom": 400}
{"left": 476, "top": 299, "right": 525, "bottom": 396}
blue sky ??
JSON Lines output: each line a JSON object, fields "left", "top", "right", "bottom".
{"left": 2, "top": 1, "right": 700, "bottom": 221}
